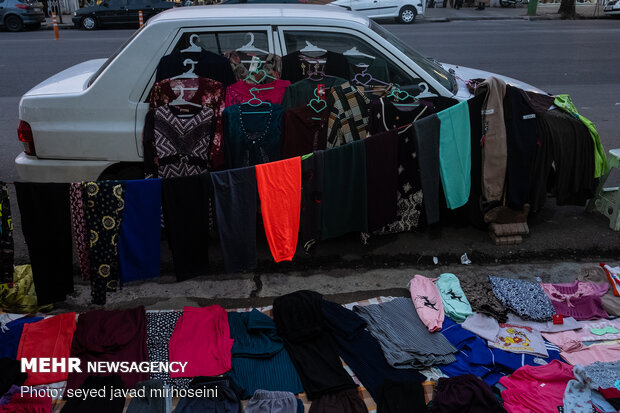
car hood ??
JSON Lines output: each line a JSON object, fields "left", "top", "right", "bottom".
{"left": 441, "top": 63, "right": 548, "bottom": 98}
{"left": 22, "top": 59, "right": 106, "bottom": 97}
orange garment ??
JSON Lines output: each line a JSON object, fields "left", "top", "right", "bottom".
{"left": 16, "top": 312, "right": 77, "bottom": 385}
{"left": 255, "top": 157, "right": 301, "bottom": 262}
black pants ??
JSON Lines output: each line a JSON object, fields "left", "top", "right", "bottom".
{"left": 15, "top": 182, "right": 74, "bottom": 305}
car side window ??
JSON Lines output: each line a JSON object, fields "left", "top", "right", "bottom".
{"left": 282, "top": 29, "right": 437, "bottom": 95}
{"left": 173, "top": 30, "right": 270, "bottom": 56}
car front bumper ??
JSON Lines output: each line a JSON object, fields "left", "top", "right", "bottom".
{"left": 15, "top": 153, "right": 115, "bottom": 183}
{"left": 72, "top": 16, "right": 81, "bottom": 26}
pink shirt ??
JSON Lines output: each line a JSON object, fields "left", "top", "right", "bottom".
{"left": 225, "top": 79, "right": 291, "bottom": 107}
{"left": 409, "top": 275, "right": 444, "bottom": 332}
{"left": 560, "top": 343, "right": 620, "bottom": 366}
{"left": 499, "top": 360, "right": 575, "bottom": 413}
{"left": 541, "top": 318, "right": 620, "bottom": 352}
{"left": 541, "top": 281, "right": 609, "bottom": 320}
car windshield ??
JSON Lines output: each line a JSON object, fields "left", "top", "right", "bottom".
{"left": 369, "top": 21, "right": 456, "bottom": 94}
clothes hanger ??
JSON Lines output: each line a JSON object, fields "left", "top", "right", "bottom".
{"left": 168, "top": 85, "right": 202, "bottom": 117}
{"left": 353, "top": 68, "right": 390, "bottom": 88}
{"left": 241, "top": 87, "right": 272, "bottom": 115}
{"left": 170, "top": 59, "right": 199, "bottom": 80}
{"left": 180, "top": 34, "right": 201, "bottom": 53}
{"left": 300, "top": 41, "right": 326, "bottom": 54}
{"left": 307, "top": 89, "right": 327, "bottom": 121}
{"left": 343, "top": 46, "right": 375, "bottom": 60}
{"left": 236, "top": 32, "right": 269, "bottom": 55}
{"left": 244, "top": 61, "right": 277, "bottom": 85}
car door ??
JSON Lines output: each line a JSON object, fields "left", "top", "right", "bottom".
{"left": 98, "top": 0, "right": 128, "bottom": 26}
{"left": 349, "top": 0, "right": 387, "bottom": 17}
{"left": 0, "top": 0, "right": 6, "bottom": 22}
{"left": 134, "top": 27, "right": 275, "bottom": 156}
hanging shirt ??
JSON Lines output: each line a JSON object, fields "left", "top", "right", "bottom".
{"left": 144, "top": 105, "right": 214, "bottom": 179}
{"left": 155, "top": 49, "right": 236, "bottom": 86}
{"left": 225, "top": 79, "right": 290, "bottom": 107}
{"left": 300, "top": 151, "right": 325, "bottom": 253}
{"left": 437, "top": 100, "right": 471, "bottom": 210}
{"left": 281, "top": 106, "right": 329, "bottom": 159}
{"left": 149, "top": 77, "right": 226, "bottom": 170}
{"left": 280, "top": 77, "right": 346, "bottom": 109}
{"left": 326, "top": 82, "right": 371, "bottom": 148}
{"left": 69, "top": 182, "right": 89, "bottom": 281}
{"left": 256, "top": 157, "right": 301, "bottom": 263}
{"left": 282, "top": 50, "right": 351, "bottom": 83}
{"left": 223, "top": 51, "right": 282, "bottom": 82}
{"left": 541, "top": 281, "right": 609, "bottom": 321}
{"left": 223, "top": 104, "right": 284, "bottom": 169}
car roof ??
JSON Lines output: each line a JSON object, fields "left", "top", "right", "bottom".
{"left": 148, "top": 4, "right": 371, "bottom": 26}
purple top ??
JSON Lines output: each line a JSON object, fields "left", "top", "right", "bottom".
{"left": 541, "top": 281, "right": 609, "bottom": 321}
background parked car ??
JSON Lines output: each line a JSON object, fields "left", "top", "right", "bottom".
{"left": 72, "top": 0, "right": 175, "bottom": 30}
{"left": 603, "top": 0, "right": 620, "bottom": 15}
{"left": 0, "top": 0, "right": 45, "bottom": 31}
{"left": 330, "top": 0, "right": 424, "bottom": 23}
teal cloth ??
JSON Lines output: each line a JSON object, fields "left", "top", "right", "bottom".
{"left": 436, "top": 273, "right": 473, "bottom": 323}
{"left": 227, "top": 310, "right": 304, "bottom": 399}
{"left": 321, "top": 140, "right": 368, "bottom": 240}
{"left": 437, "top": 100, "right": 471, "bottom": 209}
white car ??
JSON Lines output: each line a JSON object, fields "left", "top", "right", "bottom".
{"left": 15, "top": 4, "right": 544, "bottom": 182}
{"left": 330, "top": 0, "right": 424, "bottom": 24}
{"left": 603, "top": 0, "right": 620, "bottom": 15}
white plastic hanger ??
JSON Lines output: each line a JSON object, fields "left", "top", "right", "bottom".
{"left": 236, "top": 32, "right": 269, "bottom": 55}
{"left": 300, "top": 41, "right": 326, "bottom": 54}
{"left": 180, "top": 34, "right": 202, "bottom": 53}
{"left": 343, "top": 46, "right": 375, "bottom": 59}
{"left": 170, "top": 59, "right": 199, "bottom": 80}
{"left": 169, "top": 85, "right": 201, "bottom": 109}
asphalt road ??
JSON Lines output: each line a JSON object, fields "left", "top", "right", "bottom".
{"left": 1, "top": 19, "right": 619, "bottom": 183}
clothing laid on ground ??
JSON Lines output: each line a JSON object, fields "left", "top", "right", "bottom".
{"left": 354, "top": 297, "right": 456, "bottom": 368}
{"left": 563, "top": 365, "right": 594, "bottom": 413}
{"left": 503, "top": 85, "right": 539, "bottom": 210}
{"left": 376, "top": 379, "right": 427, "bottom": 413}
{"left": 475, "top": 76, "right": 507, "bottom": 204}
{"left": 145, "top": 311, "right": 191, "bottom": 389}
{"left": 61, "top": 375, "right": 126, "bottom": 413}
{"left": 541, "top": 318, "right": 620, "bottom": 352}
{"left": 364, "top": 130, "right": 398, "bottom": 232}
{"left": 126, "top": 379, "right": 171, "bottom": 413}
{"left": 211, "top": 167, "right": 258, "bottom": 273}
{"left": 161, "top": 175, "right": 210, "bottom": 281}
{"left": 0, "top": 359, "right": 26, "bottom": 399}
{"left": 67, "top": 307, "right": 148, "bottom": 391}
{"left": 577, "top": 268, "right": 620, "bottom": 317}
{"left": 280, "top": 77, "right": 346, "bottom": 109}
{"left": 16, "top": 312, "right": 77, "bottom": 385}
{"left": 14, "top": 182, "right": 74, "bottom": 306}
{"left": 300, "top": 151, "right": 325, "bottom": 252}
{"left": 488, "top": 324, "right": 549, "bottom": 358}
{"left": 505, "top": 313, "right": 581, "bottom": 333}
{"left": 119, "top": 179, "right": 161, "bottom": 283}
{"left": 459, "top": 276, "right": 508, "bottom": 323}
{"left": 174, "top": 377, "right": 240, "bottom": 413}
{"left": 433, "top": 374, "right": 507, "bottom": 413}
{"left": 149, "top": 77, "right": 226, "bottom": 170}
{"left": 308, "top": 388, "right": 367, "bottom": 413}
{"left": 489, "top": 276, "right": 556, "bottom": 321}
{"left": 499, "top": 360, "right": 575, "bottom": 413}
{"left": 155, "top": 49, "right": 236, "bottom": 86}
{"left": 0, "top": 390, "right": 51, "bottom": 413}
{"left": 281, "top": 51, "right": 351, "bottom": 84}
{"left": 541, "top": 281, "right": 609, "bottom": 320}
{"left": 0, "top": 315, "right": 42, "bottom": 359}
{"left": 83, "top": 180, "right": 125, "bottom": 305}
{"left": 409, "top": 274, "right": 444, "bottom": 333}
{"left": 0, "top": 183, "right": 14, "bottom": 286}
{"left": 321, "top": 140, "right": 368, "bottom": 239}
{"left": 281, "top": 106, "right": 328, "bottom": 159}
{"left": 462, "top": 313, "right": 500, "bottom": 342}
{"left": 256, "top": 157, "right": 301, "bottom": 263}
{"left": 143, "top": 105, "right": 214, "bottom": 179}
{"left": 225, "top": 79, "right": 290, "bottom": 107}
{"left": 322, "top": 300, "right": 425, "bottom": 400}
{"left": 584, "top": 361, "right": 620, "bottom": 392}
{"left": 273, "top": 291, "right": 357, "bottom": 400}
{"left": 437, "top": 100, "right": 471, "bottom": 209}
{"left": 169, "top": 305, "right": 234, "bottom": 378}
{"left": 436, "top": 273, "right": 473, "bottom": 323}
{"left": 69, "top": 182, "right": 89, "bottom": 280}
{"left": 227, "top": 309, "right": 304, "bottom": 399}
{"left": 223, "top": 104, "right": 284, "bottom": 169}
{"left": 244, "top": 390, "right": 298, "bottom": 413}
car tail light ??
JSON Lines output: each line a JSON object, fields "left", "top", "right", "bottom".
{"left": 15, "top": 3, "right": 30, "bottom": 9}
{"left": 17, "top": 121, "right": 36, "bottom": 156}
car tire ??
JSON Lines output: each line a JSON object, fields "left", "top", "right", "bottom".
{"left": 398, "top": 6, "right": 416, "bottom": 24}
{"left": 81, "top": 16, "right": 97, "bottom": 30}
{"left": 27, "top": 22, "right": 41, "bottom": 30}
{"left": 5, "top": 15, "right": 24, "bottom": 32}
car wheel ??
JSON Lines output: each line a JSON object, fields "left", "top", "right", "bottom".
{"left": 81, "top": 16, "right": 97, "bottom": 30}
{"left": 5, "top": 15, "right": 24, "bottom": 32}
{"left": 398, "top": 6, "right": 416, "bottom": 24}
{"left": 27, "top": 22, "right": 41, "bottom": 30}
